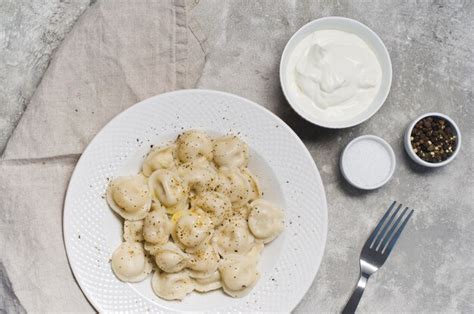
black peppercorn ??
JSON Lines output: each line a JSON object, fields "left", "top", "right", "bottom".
{"left": 410, "top": 116, "right": 457, "bottom": 163}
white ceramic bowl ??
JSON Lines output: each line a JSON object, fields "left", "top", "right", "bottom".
{"left": 340, "top": 135, "right": 396, "bottom": 190}
{"left": 63, "top": 89, "right": 328, "bottom": 312}
{"left": 280, "top": 16, "right": 392, "bottom": 128}
{"left": 404, "top": 112, "right": 461, "bottom": 168}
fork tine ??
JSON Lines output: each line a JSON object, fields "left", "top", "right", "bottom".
{"left": 365, "top": 201, "right": 396, "bottom": 248}
{"left": 379, "top": 207, "right": 409, "bottom": 251}
{"left": 382, "top": 209, "right": 414, "bottom": 255}
{"left": 371, "top": 203, "right": 402, "bottom": 250}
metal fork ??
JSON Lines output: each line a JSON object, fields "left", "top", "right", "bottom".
{"left": 342, "top": 201, "right": 414, "bottom": 314}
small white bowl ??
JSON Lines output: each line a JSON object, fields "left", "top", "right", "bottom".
{"left": 340, "top": 135, "right": 396, "bottom": 190}
{"left": 280, "top": 17, "right": 392, "bottom": 128}
{"left": 404, "top": 112, "right": 461, "bottom": 168}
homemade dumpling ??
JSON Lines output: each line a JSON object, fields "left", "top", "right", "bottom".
{"left": 176, "top": 130, "right": 213, "bottom": 163}
{"left": 232, "top": 204, "right": 251, "bottom": 220}
{"left": 144, "top": 242, "right": 162, "bottom": 255}
{"left": 172, "top": 209, "right": 214, "bottom": 249}
{"left": 148, "top": 169, "right": 188, "bottom": 214}
{"left": 213, "top": 214, "right": 255, "bottom": 256}
{"left": 193, "top": 270, "right": 222, "bottom": 292}
{"left": 219, "top": 244, "right": 263, "bottom": 298}
{"left": 108, "top": 130, "right": 285, "bottom": 301}
{"left": 111, "top": 242, "right": 152, "bottom": 282}
{"left": 186, "top": 241, "right": 220, "bottom": 278}
{"left": 215, "top": 167, "right": 261, "bottom": 208}
{"left": 142, "top": 145, "right": 176, "bottom": 176}
{"left": 143, "top": 203, "right": 171, "bottom": 244}
{"left": 107, "top": 175, "right": 151, "bottom": 220}
{"left": 213, "top": 135, "right": 249, "bottom": 168}
{"left": 154, "top": 242, "right": 189, "bottom": 273}
{"left": 178, "top": 158, "right": 218, "bottom": 195}
{"left": 123, "top": 220, "right": 144, "bottom": 242}
{"left": 152, "top": 271, "right": 195, "bottom": 300}
{"left": 248, "top": 199, "right": 284, "bottom": 243}
{"left": 191, "top": 191, "right": 231, "bottom": 226}
{"left": 242, "top": 168, "right": 262, "bottom": 201}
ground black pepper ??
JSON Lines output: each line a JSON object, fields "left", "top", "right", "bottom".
{"left": 410, "top": 116, "right": 457, "bottom": 163}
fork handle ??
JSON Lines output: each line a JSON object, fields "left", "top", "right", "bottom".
{"left": 342, "top": 274, "right": 369, "bottom": 314}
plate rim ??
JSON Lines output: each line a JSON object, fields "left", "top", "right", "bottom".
{"left": 63, "top": 88, "right": 328, "bottom": 312}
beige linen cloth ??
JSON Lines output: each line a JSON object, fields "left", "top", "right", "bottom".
{"left": 0, "top": 0, "right": 205, "bottom": 312}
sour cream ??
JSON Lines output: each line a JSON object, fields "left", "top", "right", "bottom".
{"left": 286, "top": 29, "right": 382, "bottom": 123}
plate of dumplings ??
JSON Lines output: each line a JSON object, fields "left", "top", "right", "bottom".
{"left": 64, "top": 89, "right": 327, "bottom": 312}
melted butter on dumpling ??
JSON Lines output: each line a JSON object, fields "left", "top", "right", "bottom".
{"left": 148, "top": 169, "right": 188, "bottom": 214}
{"left": 213, "top": 135, "right": 249, "bottom": 168}
{"left": 111, "top": 242, "right": 152, "bottom": 282}
{"left": 152, "top": 271, "right": 195, "bottom": 300}
{"left": 191, "top": 191, "right": 231, "bottom": 226}
{"left": 142, "top": 145, "right": 176, "bottom": 176}
{"left": 213, "top": 214, "right": 255, "bottom": 256}
{"left": 178, "top": 157, "right": 218, "bottom": 195}
{"left": 107, "top": 175, "right": 151, "bottom": 220}
{"left": 172, "top": 209, "right": 214, "bottom": 249}
{"left": 248, "top": 199, "right": 284, "bottom": 243}
{"left": 123, "top": 220, "right": 144, "bottom": 242}
{"left": 176, "top": 130, "right": 213, "bottom": 163}
{"left": 219, "top": 243, "right": 263, "bottom": 298}
{"left": 143, "top": 203, "right": 171, "bottom": 244}
{"left": 153, "top": 242, "right": 189, "bottom": 273}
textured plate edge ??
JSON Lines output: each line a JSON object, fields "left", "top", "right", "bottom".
{"left": 63, "top": 89, "right": 328, "bottom": 312}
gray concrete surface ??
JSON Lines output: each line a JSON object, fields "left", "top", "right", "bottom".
{"left": 0, "top": 0, "right": 92, "bottom": 153}
{"left": 190, "top": 0, "right": 473, "bottom": 312}
{"left": 1, "top": 0, "right": 473, "bottom": 312}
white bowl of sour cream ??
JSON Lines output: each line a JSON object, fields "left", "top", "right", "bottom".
{"left": 280, "top": 17, "right": 392, "bottom": 128}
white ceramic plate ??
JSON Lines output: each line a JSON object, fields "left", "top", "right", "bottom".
{"left": 63, "top": 89, "right": 327, "bottom": 312}
{"left": 280, "top": 17, "right": 392, "bottom": 128}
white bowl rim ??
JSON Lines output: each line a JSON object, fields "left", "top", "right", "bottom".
{"left": 340, "top": 135, "right": 396, "bottom": 190}
{"left": 404, "top": 112, "right": 462, "bottom": 167}
{"left": 279, "top": 16, "right": 393, "bottom": 129}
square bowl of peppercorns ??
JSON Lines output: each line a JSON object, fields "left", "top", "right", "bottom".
{"left": 404, "top": 112, "right": 461, "bottom": 167}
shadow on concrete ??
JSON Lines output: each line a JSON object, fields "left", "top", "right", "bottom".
{"left": 273, "top": 86, "right": 342, "bottom": 144}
